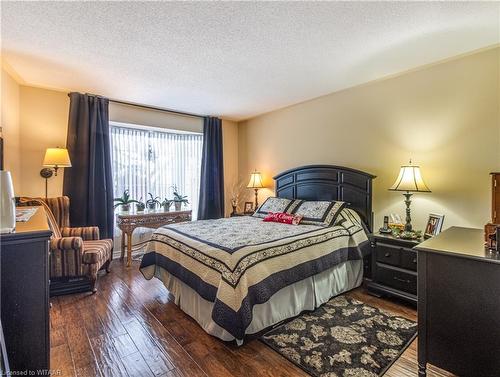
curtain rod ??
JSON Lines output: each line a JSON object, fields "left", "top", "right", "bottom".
{"left": 68, "top": 93, "right": 206, "bottom": 119}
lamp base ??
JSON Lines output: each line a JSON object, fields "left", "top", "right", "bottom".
{"left": 403, "top": 192, "right": 413, "bottom": 232}
{"left": 254, "top": 189, "right": 259, "bottom": 211}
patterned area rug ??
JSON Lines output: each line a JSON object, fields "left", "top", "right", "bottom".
{"left": 261, "top": 295, "right": 417, "bottom": 377}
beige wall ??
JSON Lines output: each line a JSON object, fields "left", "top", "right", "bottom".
{"left": 19, "top": 86, "right": 70, "bottom": 197}
{"left": 239, "top": 47, "right": 500, "bottom": 231}
{"left": 1, "top": 67, "right": 21, "bottom": 190}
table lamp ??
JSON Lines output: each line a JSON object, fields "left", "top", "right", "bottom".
{"left": 40, "top": 147, "right": 72, "bottom": 198}
{"left": 389, "top": 160, "right": 431, "bottom": 232}
{"left": 247, "top": 170, "right": 264, "bottom": 210}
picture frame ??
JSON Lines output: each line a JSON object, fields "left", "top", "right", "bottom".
{"left": 243, "top": 201, "right": 254, "bottom": 214}
{"left": 424, "top": 213, "right": 445, "bottom": 239}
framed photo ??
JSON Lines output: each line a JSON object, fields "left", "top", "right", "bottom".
{"left": 244, "top": 201, "right": 254, "bottom": 214}
{"left": 424, "top": 213, "right": 445, "bottom": 239}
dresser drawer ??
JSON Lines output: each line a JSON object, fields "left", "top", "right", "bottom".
{"left": 375, "top": 243, "right": 401, "bottom": 267}
{"left": 376, "top": 264, "right": 417, "bottom": 294}
{"left": 401, "top": 249, "right": 418, "bottom": 271}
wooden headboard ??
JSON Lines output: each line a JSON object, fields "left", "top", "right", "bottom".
{"left": 274, "top": 165, "right": 376, "bottom": 232}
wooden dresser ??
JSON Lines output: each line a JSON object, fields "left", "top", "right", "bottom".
{"left": 0, "top": 206, "right": 52, "bottom": 373}
{"left": 416, "top": 227, "right": 500, "bottom": 377}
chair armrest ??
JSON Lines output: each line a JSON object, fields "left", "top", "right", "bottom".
{"left": 50, "top": 237, "right": 84, "bottom": 254}
{"left": 61, "top": 226, "right": 100, "bottom": 240}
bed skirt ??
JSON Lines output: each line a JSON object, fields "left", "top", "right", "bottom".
{"left": 142, "top": 259, "right": 363, "bottom": 344}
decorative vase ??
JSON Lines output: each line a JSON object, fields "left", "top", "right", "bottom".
{"left": 122, "top": 204, "right": 130, "bottom": 212}
{"left": 163, "top": 204, "right": 172, "bottom": 212}
{"left": 148, "top": 204, "right": 156, "bottom": 211}
{"left": 174, "top": 201, "right": 182, "bottom": 211}
{"left": 0, "top": 171, "right": 16, "bottom": 233}
{"left": 136, "top": 203, "right": 145, "bottom": 211}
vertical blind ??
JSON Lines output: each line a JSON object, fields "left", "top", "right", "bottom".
{"left": 110, "top": 123, "right": 203, "bottom": 218}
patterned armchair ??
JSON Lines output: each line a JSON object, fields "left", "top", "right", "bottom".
{"left": 19, "top": 196, "right": 113, "bottom": 293}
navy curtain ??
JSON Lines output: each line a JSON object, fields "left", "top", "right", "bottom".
{"left": 198, "top": 117, "right": 224, "bottom": 219}
{"left": 63, "top": 93, "right": 114, "bottom": 239}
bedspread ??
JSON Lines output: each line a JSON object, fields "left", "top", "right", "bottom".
{"left": 140, "top": 208, "right": 368, "bottom": 340}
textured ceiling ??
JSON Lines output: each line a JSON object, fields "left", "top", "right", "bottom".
{"left": 2, "top": 2, "right": 499, "bottom": 120}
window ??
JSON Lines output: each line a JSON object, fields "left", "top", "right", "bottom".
{"left": 110, "top": 122, "right": 203, "bottom": 218}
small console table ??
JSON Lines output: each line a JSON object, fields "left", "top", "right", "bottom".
{"left": 116, "top": 210, "right": 192, "bottom": 267}
{"left": 416, "top": 226, "right": 500, "bottom": 377}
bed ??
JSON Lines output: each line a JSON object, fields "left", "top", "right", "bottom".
{"left": 140, "top": 165, "right": 375, "bottom": 344}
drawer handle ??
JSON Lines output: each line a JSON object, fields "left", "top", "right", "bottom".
{"left": 384, "top": 252, "right": 391, "bottom": 257}
{"left": 393, "top": 276, "right": 411, "bottom": 284}
{"left": 412, "top": 258, "right": 417, "bottom": 264}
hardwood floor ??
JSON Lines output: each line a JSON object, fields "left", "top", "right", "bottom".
{"left": 50, "top": 260, "right": 455, "bottom": 377}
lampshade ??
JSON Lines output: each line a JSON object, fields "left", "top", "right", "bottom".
{"left": 389, "top": 164, "right": 431, "bottom": 192}
{"left": 247, "top": 171, "right": 264, "bottom": 189}
{"left": 43, "top": 148, "right": 72, "bottom": 168}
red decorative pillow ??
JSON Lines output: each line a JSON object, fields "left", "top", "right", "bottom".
{"left": 263, "top": 212, "right": 303, "bottom": 225}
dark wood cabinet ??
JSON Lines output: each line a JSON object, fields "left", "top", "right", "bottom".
{"left": 0, "top": 207, "right": 51, "bottom": 373}
{"left": 366, "top": 233, "right": 420, "bottom": 304}
{"left": 416, "top": 227, "right": 500, "bottom": 377}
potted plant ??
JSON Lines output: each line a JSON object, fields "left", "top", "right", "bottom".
{"left": 113, "top": 189, "right": 139, "bottom": 212}
{"left": 146, "top": 193, "right": 161, "bottom": 210}
{"left": 161, "top": 198, "right": 174, "bottom": 212}
{"left": 172, "top": 186, "right": 189, "bottom": 211}
{"left": 136, "top": 197, "right": 146, "bottom": 211}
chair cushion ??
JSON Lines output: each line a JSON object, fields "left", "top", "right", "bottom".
{"left": 82, "top": 239, "right": 113, "bottom": 265}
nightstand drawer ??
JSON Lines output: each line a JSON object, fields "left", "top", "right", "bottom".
{"left": 375, "top": 244, "right": 401, "bottom": 267}
{"left": 401, "top": 249, "right": 418, "bottom": 271}
{"left": 377, "top": 264, "right": 417, "bottom": 294}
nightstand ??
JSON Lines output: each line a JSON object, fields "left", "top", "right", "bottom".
{"left": 366, "top": 232, "right": 421, "bottom": 305}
